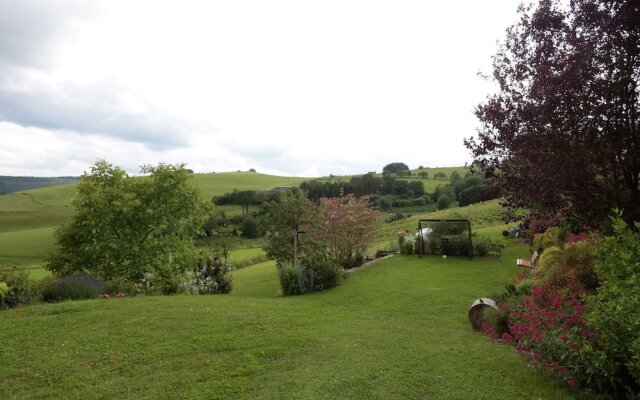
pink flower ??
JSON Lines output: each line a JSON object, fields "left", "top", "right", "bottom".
{"left": 116, "top": 293, "right": 126, "bottom": 299}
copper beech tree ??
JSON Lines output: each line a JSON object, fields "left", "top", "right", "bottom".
{"left": 264, "top": 192, "right": 380, "bottom": 268}
{"left": 466, "top": 0, "right": 639, "bottom": 229}
{"left": 307, "top": 195, "right": 380, "bottom": 268}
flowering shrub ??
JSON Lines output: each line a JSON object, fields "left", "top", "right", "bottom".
{"left": 564, "top": 231, "right": 595, "bottom": 245}
{"left": 488, "top": 280, "right": 595, "bottom": 389}
{"left": 308, "top": 195, "right": 380, "bottom": 269}
{"left": 182, "top": 257, "right": 233, "bottom": 295}
{"left": 473, "top": 236, "right": 505, "bottom": 257}
{"left": 484, "top": 214, "right": 640, "bottom": 397}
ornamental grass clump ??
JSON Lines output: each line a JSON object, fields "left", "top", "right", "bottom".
{"left": 534, "top": 241, "right": 598, "bottom": 290}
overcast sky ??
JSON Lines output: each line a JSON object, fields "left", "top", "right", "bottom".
{"left": 0, "top": 0, "right": 522, "bottom": 177}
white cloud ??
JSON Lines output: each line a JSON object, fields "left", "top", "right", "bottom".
{"left": 0, "top": 0, "right": 522, "bottom": 177}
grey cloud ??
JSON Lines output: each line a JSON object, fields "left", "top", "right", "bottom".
{"left": 0, "top": 81, "right": 190, "bottom": 149}
{"left": 0, "top": 1, "right": 197, "bottom": 149}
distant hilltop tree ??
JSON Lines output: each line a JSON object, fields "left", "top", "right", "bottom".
{"left": 434, "top": 172, "right": 448, "bottom": 180}
{"left": 383, "top": 162, "right": 410, "bottom": 175}
{"left": 249, "top": 168, "right": 257, "bottom": 173}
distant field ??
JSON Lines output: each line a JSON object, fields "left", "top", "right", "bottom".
{"left": 0, "top": 227, "right": 56, "bottom": 268}
{"left": 191, "top": 172, "right": 309, "bottom": 200}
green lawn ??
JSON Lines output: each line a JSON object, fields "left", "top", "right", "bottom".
{"left": 0, "top": 227, "right": 57, "bottom": 268}
{"left": 0, "top": 246, "right": 575, "bottom": 399}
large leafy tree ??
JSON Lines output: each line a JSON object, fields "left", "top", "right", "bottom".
{"left": 466, "top": 0, "right": 640, "bottom": 229}
{"left": 263, "top": 189, "right": 314, "bottom": 263}
{"left": 47, "top": 160, "right": 210, "bottom": 280}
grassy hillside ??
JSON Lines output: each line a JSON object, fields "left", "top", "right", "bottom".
{"left": 0, "top": 176, "right": 79, "bottom": 194}
{"left": 191, "top": 172, "right": 309, "bottom": 200}
{"left": 0, "top": 244, "right": 574, "bottom": 399}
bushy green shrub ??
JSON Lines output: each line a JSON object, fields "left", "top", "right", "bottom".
{"left": 240, "top": 217, "right": 260, "bottom": 238}
{"left": 422, "top": 234, "right": 471, "bottom": 256}
{"left": 41, "top": 274, "right": 106, "bottom": 302}
{"left": 277, "top": 257, "right": 343, "bottom": 296}
{"left": 473, "top": 236, "right": 505, "bottom": 257}
{"left": 437, "top": 195, "right": 453, "bottom": 210}
{"left": 106, "top": 276, "right": 138, "bottom": 297}
{"left": 0, "top": 271, "right": 39, "bottom": 309}
{"left": 532, "top": 228, "right": 563, "bottom": 252}
{"left": 582, "top": 215, "right": 640, "bottom": 396}
{"left": 398, "top": 235, "right": 415, "bottom": 255}
{"left": 302, "top": 257, "right": 343, "bottom": 291}
{"left": 137, "top": 269, "right": 185, "bottom": 295}
{"left": 277, "top": 262, "right": 304, "bottom": 296}
{"left": 342, "top": 253, "right": 364, "bottom": 270}
{"left": 533, "top": 241, "right": 598, "bottom": 290}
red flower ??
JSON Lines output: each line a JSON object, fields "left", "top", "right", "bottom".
{"left": 567, "top": 379, "right": 576, "bottom": 387}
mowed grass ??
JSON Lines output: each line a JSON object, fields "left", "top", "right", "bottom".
{"left": 0, "top": 246, "right": 574, "bottom": 399}
{"left": 0, "top": 227, "right": 56, "bottom": 268}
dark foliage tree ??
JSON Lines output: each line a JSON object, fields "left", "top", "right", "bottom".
{"left": 382, "top": 162, "right": 410, "bottom": 175}
{"left": 433, "top": 172, "right": 447, "bottom": 180}
{"left": 466, "top": 0, "right": 640, "bottom": 229}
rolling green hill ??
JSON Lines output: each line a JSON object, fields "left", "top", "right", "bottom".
{"left": 0, "top": 172, "right": 310, "bottom": 269}
{"left": 0, "top": 176, "right": 79, "bottom": 194}
{"left": 191, "top": 172, "right": 309, "bottom": 200}
{"left": 0, "top": 168, "right": 471, "bottom": 270}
